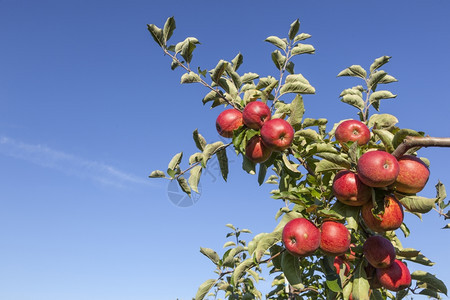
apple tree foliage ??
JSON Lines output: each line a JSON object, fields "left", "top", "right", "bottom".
{"left": 148, "top": 17, "right": 449, "bottom": 300}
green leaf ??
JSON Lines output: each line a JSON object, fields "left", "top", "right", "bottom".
{"left": 211, "top": 60, "right": 229, "bottom": 83}
{"left": 352, "top": 260, "right": 370, "bottom": 300}
{"left": 315, "top": 153, "right": 351, "bottom": 169}
{"left": 396, "top": 248, "right": 420, "bottom": 258}
{"left": 282, "top": 154, "right": 301, "bottom": 174}
{"left": 253, "top": 232, "right": 281, "bottom": 262}
{"left": 392, "top": 129, "right": 423, "bottom": 149}
{"left": 403, "top": 253, "right": 435, "bottom": 266}
{"left": 241, "top": 72, "right": 259, "bottom": 84}
{"left": 216, "top": 148, "right": 229, "bottom": 181}
{"left": 373, "top": 129, "right": 394, "bottom": 152}
{"left": 411, "top": 271, "right": 448, "bottom": 295}
{"left": 289, "top": 94, "right": 305, "bottom": 126}
{"left": 189, "top": 153, "right": 202, "bottom": 165}
{"left": 231, "top": 52, "right": 243, "bottom": 71}
{"left": 368, "top": 70, "right": 388, "bottom": 91}
{"left": 202, "top": 90, "right": 221, "bottom": 105}
{"left": 321, "top": 256, "right": 342, "bottom": 293}
{"left": 281, "top": 251, "right": 304, "bottom": 289}
{"left": 293, "top": 33, "right": 311, "bottom": 42}
{"left": 189, "top": 165, "right": 202, "bottom": 193}
{"left": 242, "top": 155, "right": 256, "bottom": 175}
{"left": 368, "top": 114, "right": 399, "bottom": 130}
{"left": 223, "top": 241, "right": 236, "bottom": 248}
{"left": 315, "top": 159, "right": 346, "bottom": 173}
{"left": 258, "top": 163, "right": 268, "bottom": 186}
{"left": 291, "top": 43, "right": 315, "bottom": 55}
{"left": 223, "top": 246, "right": 245, "bottom": 267}
{"left": 271, "top": 50, "right": 286, "bottom": 70}
{"left": 162, "top": 16, "right": 176, "bottom": 45}
{"left": 180, "top": 71, "right": 201, "bottom": 84}
{"left": 443, "top": 224, "right": 450, "bottom": 229}
{"left": 340, "top": 94, "right": 365, "bottom": 111}
{"left": 225, "top": 223, "right": 235, "bottom": 230}
{"left": 289, "top": 19, "right": 300, "bottom": 40}
{"left": 149, "top": 170, "right": 165, "bottom": 178}
{"left": 232, "top": 258, "right": 255, "bottom": 285}
{"left": 369, "top": 90, "right": 397, "bottom": 103}
{"left": 179, "top": 37, "right": 200, "bottom": 64}
{"left": 193, "top": 129, "right": 207, "bottom": 151}
{"left": 399, "top": 196, "right": 436, "bottom": 213}
{"left": 280, "top": 74, "right": 315, "bottom": 95}
{"left": 168, "top": 152, "right": 183, "bottom": 172}
{"left": 177, "top": 176, "right": 191, "bottom": 196}
{"left": 370, "top": 56, "right": 391, "bottom": 73}
{"left": 200, "top": 247, "right": 220, "bottom": 265}
{"left": 337, "top": 65, "right": 367, "bottom": 78}
{"left": 265, "top": 36, "right": 287, "bottom": 50}
{"left": 194, "top": 279, "right": 216, "bottom": 300}
{"left": 147, "top": 24, "right": 164, "bottom": 48}
{"left": 202, "top": 142, "right": 224, "bottom": 167}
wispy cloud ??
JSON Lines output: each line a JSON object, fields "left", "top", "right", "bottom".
{"left": 0, "top": 136, "right": 152, "bottom": 188}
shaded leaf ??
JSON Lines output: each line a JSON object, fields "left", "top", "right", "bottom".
{"left": 147, "top": 24, "right": 164, "bottom": 47}
{"left": 373, "top": 129, "right": 394, "bottom": 153}
{"left": 392, "top": 129, "right": 423, "bottom": 149}
{"left": 211, "top": 60, "right": 229, "bottom": 83}
{"left": 193, "top": 129, "right": 207, "bottom": 151}
{"left": 352, "top": 261, "right": 370, "bottom": 300}
{"left": 188, "top": 165, "right": 202, "bottom": 193}
{"left": 281, "top": 251, "right": 304, "bottom": 289}
{"left": 162, "top": 16, "right": 176, "bottom": 45}
{"left": 232, "top": 258, "right": 255, "bottom": 285}
{"left": 315, "top": 153, "right": 351, "bottom": 169}
{"left": 177, "top": 176, "right": 191, "bottom": 196}
{"left": 216, "top": 148, "right": 228, "bottom": 181}
{"left": 411, "top": 271, "right": 448, "bottom": 295}
{"left": 289, "top": 19, "right": 300, "bottom": 40}
{"left": 271, "top": 50, "right": 286, "bottom": 70}
{"left": 202, "top": 142, "right": 224, "bottom": 167}
{"left": 315, "top": 160, "right": 346, "bottom": 173}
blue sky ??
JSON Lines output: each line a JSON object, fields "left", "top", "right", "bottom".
{"left": 1, "top": 0, "right": 450, "bottom": 299}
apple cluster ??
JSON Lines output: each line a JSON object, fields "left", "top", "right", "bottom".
{"left": 215, "top": 101, "right": 295, "bottom": 163}
{"left": 282, "top": 218, "right": 351, "bottom": 258}
{"left": 332, "top": 120, "right": 431, "bottom": 291}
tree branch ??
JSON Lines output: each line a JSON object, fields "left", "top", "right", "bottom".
{"left": 392, "top": 136, "right": 450, "bottom": 158}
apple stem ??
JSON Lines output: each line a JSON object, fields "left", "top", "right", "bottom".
{"left": 392, "top": 136, "right": 450, "bottom": 158}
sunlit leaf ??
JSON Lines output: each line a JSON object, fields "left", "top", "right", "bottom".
{"left": 341, "top": 94, "right": 364, "bottom": 110}
{"left": 289, "top": 19, "right": 300, "bottom": 40}
{"left": 177, "top": 176, "right": 191, "bottom": 196}
{"left": 399, "top": 195, "right": 436, "bottom": 213}
{"left": 265, "top": 36, "right": 287, "bottom": 50}
{"left": 291, "top": 43, "right": 315, "bottom": 55}
{"left": 162, "top": 16, "right": 176, "bottom": 45}
{"left": 411, "top": 271, "right": 448, "bottom": 295}
{"left": 181, "top": 71, "right": 201, "bottom": 84}
{"left": 280, "top": 74, "right": 315, "bottom": 95}
{"left": 293, "top": 33, "right": 311, "bottom": 42}
{"left": 211, "top": 60, "right": 229, "bottom": 83}
{"left": 194, "top": 279, "right": 216, "bottom": 300}
{"left": 369, "top": 90, "right": 397, "bottom": 103}
{"left": 189, "top": 165, "right": 202, "bottom": 193}
{"left": 337, "top": 65, "right": 367, "bottom": 78}
{"left": 231, "top": 52, "right": 243, "bottom": 71}
{"left": 368, "top": 114, "right": 399, "bottom": 129}
{"left": 147, "top": 24, "right": 164, "bottom": 47}
{"left": 289, "top": 95, "right": 305, "bottom": 126}
{"left": 370, "top": 56, "right": 391, "bottom": 73}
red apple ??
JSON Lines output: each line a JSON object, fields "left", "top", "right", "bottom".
{"left": 260, "top": 118, "right": 294, "bottom": 151}
{"left": 341, "top": 243, "right": 357, "bottom": 262}
{"left": 394, "top": 155, "right": 430, "bottom": 194}
{"left": 215, "top": 109, "right": 243, "bottom": 138}
{"left": 334, "top": 256, "right": 351, "bottom": 276}
{"left": 335, "top": 120, "right": 371, "bottom": 146}
{"left": 363, "top": 235, "right": 396, "bottom": 268}
{"left": 319, "top": 221, "right": 351, "bottom": 255}
{"left": 376, "top": 259, "right": 411, "bottom": 291}
{"left": 245, "top": 135, "right": 272, "bottom": 163}
{"left": 332, "top": 170, "right": 372, "bottom": 206}
{"left": 282, "top": 218, "right": 321, "bottom": 257}
{"left": 361, "top": 194, "right": 404, "bottom": 232}
{"left": 357, "top": 150, "right": 400, "bottom": 187}
{"left": 242, "top": 101, "right": 271, "bottom": 129}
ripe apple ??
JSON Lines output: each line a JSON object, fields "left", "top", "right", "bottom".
{"left": 334, "top": 256, "right": 350, "bottom": 276}
{"left": 376, "top": 259, "right": 411, "bottom": 291}
{"left": 394, "top": 155, "right": 430, "bottom": 194}
{"left": 332, "top": 170, "right": 372, "bottom": 206}
{"left": 242, "top": 101, "right": 271, "bottom": 129}
{"left": 361, "top": 194, "right": 404, "bottom": 232}
{"left": 282, "top": 218, "right": 321, "bottom": 257}
{"left": 319, "top": 221, "right": 350, "bottom": 255}
{"left": 215, "top": 109, "right": 243, "bottom": 138}
{"left": 245, "top": 135, "right": 272, "bottom": 163}
{"left": 335, "top": 119, "right": 371, "bottom": 146}
{"left": 260, "top": 118, "right": 295, "bottom": 151}
{"left": 357, "top": 150, "right": 400, "bottom": 187}
{"left": 363, "top": 235, "right": 396, "bottom": 268}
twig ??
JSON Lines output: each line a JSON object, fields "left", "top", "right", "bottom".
{"left": 392, "top": 136, "right": 450, "bottom": 158}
